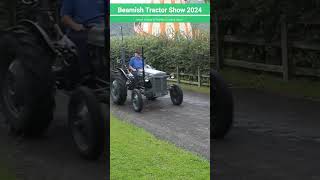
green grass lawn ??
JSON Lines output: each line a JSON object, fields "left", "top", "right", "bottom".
{"left": 110, "top": 115, "right": 210, "bottom": 180}
{"left": 168, "top": 81, "right": 210, "bottom": 95}
{"left": 220, "top": 67, "right": 320, "bottom": 100}
{"left": 178, "top": 84, "right": 210, "bottom": 95}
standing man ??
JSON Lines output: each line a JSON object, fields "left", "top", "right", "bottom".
{"left": 60, "top": 0, "right": 104, "bottom": 76}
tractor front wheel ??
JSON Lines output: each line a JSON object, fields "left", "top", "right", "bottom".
{"left": 132, "top": 89, "right": 143, "bottom": 112}
{"left": 211, "top": 71, "right": 234, "bottom": 139}
{"left": 170, "top": 84, "right": 183, "bottom": 105}
{"left": 68, "top": 86, "right": 105, "bottom": 160}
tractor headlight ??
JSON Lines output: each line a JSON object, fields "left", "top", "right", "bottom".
{"left": 145, "top": 79, "right": 152, "bottom": 88}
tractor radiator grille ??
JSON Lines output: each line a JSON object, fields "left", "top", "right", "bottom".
{"left": 153, "top": 76, "right": 168, "bottom": 97}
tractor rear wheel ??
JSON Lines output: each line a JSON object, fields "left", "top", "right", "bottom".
{"left": 0, "top": 26, "right": 55, "bottom": 136}
{"left": 111, "top": 73, "right": 127, "bottom": 105}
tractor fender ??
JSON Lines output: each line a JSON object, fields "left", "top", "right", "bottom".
{"left": 116, "top": 68, "right": 129, "bottom": 80}
{"left": 8, "top": 20, "right": 56, "bottom": 54}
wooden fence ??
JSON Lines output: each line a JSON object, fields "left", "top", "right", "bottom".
{"left": 168, "top": 66, "right": 210, "bottom": 87}
{"left": 0, "top": 1, "right": 14, "bottom": 29}
{"left": 214, "top": 12, "right": 320, "bottom": 81}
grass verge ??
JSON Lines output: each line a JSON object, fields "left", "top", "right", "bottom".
{"left": 220, "top": 67, "right": 320, "bottom": 100}
{"left": 110, "top": 115, "right": 210, "bottom": 180}
{"left": 178, "top": 84, "right": 210, "bottom": 95}
{"left": 0, "top": 165, "right": 15, "bottom": 180}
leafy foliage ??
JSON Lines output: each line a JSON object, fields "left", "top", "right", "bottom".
{"left": 111, "top": 33, "right": 210, "bottom": 75}
{"left": 217, "top": 0, "right": 319, "bottom": 41}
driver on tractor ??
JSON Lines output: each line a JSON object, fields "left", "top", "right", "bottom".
{"left": 128, "top": 49, "right": 144, "bottom": 87}
{"left": 129, "top": 49, "right": 143, "bottom": 73}
{"left": 60, "top": 0, "right": 104, "bottom": 76}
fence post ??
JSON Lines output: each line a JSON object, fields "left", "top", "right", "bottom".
{"left": 176, "top": 65, "right": 180, "bottom": 84}
{"left": 214, "top": 10, "right": 223, "bottom": 71}
{"left": 9, "top": 0, "right": 16, "bottom": 26}
{"left": 281, "top": 14, "right": 289, "bottom": 81}
{"left": 198, "top": 66, "right": 201, "bottom": 87}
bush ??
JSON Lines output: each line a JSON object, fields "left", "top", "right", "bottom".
{"left": 110, "top": 33, "right": 210, "bottom": 76}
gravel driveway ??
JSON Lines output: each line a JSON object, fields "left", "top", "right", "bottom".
{"left": 111, "top": 90, "right": 211, "bottom": 159}
{"left": 0, "top": 91, "right": 107, "bottom": 180}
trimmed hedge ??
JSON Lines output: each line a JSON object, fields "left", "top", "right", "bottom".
{"left": 111, "top": 33, "right": 210, "bottom": 76}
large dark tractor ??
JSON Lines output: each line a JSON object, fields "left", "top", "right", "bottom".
{"left": 0, "top": 0, "right": 107, "bottom": 160}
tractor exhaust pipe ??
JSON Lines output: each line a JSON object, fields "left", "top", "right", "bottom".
{"left": 142, "top": 47, "right": 145, "bottom": 87}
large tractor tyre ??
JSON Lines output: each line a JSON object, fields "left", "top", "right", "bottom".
{"left": 101, "top": 103, "right": 109, "bottom": 158}
{"left": 170, "top": 84, "right": 183, "bottom": 105}
{"left": 132, "top": 89, "right": 143, "bottom": 112}
{"left": 0, "top": 27, "right": 55, "bottom": 137}
{"left": 211, "top": 70, "right": 234, "bottom": 139}
{"left": 68, "top": 86, "right": 105, "bottom": 160}
{"left": 111, "top": 73, "right": 127, "bottom": 105}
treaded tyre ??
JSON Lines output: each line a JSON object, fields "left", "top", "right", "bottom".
{"left": 68, "top": 86, "right": 105, "bottom": 160}
{"left": 132, "top": 89, "right": 143, "bottom": 112}
{"left": 147, "top": 96, "right": 157, "bottom": 101}
{"left": 170, "top": 84, "right": 183, "bottom": 105}
{"left": 0, "top": 26, "right": 55, "bottom": 136}
{"left": 111, "top": 73, "right": 127, "bottom": 105}
{"left": 211, "top": 70, "right": 234, "bottom": 139}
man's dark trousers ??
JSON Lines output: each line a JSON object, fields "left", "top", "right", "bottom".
{"left": 68, "top": 30, "right": 91, "bottom": 76}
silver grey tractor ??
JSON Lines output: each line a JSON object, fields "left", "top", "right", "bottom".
{"left": 111, "top": 48, "right": 183, "bottom": 112}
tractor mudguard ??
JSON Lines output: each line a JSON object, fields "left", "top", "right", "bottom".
{"left": 0, "top": 20, "right": 56, "bottom": 81}
{"left": 7, "top": 20, "right": 56, "bottom": 54}
{"left": 116, "top": 68, "right": 129, "bottom": 80}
